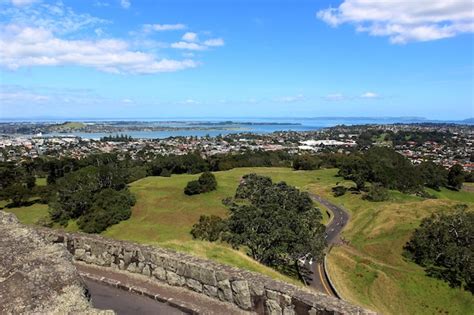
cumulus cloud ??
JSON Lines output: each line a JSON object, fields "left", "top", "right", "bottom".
{"left": 182, "top": 32, "right": 198, "bottom": 42}
{"left": 360, "top": 92, "right": 379, "bottom": 99}
{"left": 203, "top": 38, "right": 225, "bottom": 47}
{"left": 0, "top": 24, "right": 198, "bottom": 74}
{"left": 143, "top": 23, "right": 186, "bottom": 32}
{"left": 317, "top": 0, "right": 474, "bottom": 43}
{"left": 120, "top": 0, "right": 130, "bottom": 9}
{"left": 10, "top": 0, "right": 38, "bottom": 6}
{"left": 171, "top": 41, "right": 207, "bottom": 51}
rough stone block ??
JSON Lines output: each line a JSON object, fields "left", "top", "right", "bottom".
{"left": 203, "top": 285, "right": 218, "bottom": 298}
{"left": 231, "top": 280, "right": 252, "bottom": 310}
{"left": 265, "top": 299, "right": 282, "bottom": 315}
{"left": 217, "top": 279, "right": 233, "bottom": 302}
{"left": 153, "top": 266, "right": 166, "bottom": 281}
{"left": 166, "top": 270, "right": 185, "bottom": 287}
{"left": 186, "top": 278, "right": 203, "bottom": 293}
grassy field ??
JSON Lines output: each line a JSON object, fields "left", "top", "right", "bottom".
{"left": 305, "top": 173, "right": 474, "bottom": 314}
{"left": 3, "top": 167, "right": 473, "bottom": 313}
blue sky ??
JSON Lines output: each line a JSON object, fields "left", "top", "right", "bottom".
{"left": 0, "top": 0, "right": 473, "bottom": 119}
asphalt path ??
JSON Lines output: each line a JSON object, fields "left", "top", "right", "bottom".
{"left": 307, "top": 193, "right": 349, "bottom": 296}
{"left": 85, "top": 279, "right": 185, "bottom": 315}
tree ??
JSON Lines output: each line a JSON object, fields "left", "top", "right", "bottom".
{"left": 293, "top": 154, "right": 322, "bottom": 170}
{"left": 198, "top": 171, "right": 217, "bottom": 192}
{"left": 77, "top": 188, "right": 135, "bottom": 233}
{"left": 184, "top": 180, "right": 201, "bottom": 195}
{"left": 225, "top": 174, "right": 326, "bottom": 279}
{"left": 190, "top": 215, "right": 227, "bottom": 241}
{"left": 332, "top": 185, "right": 347, "bottom": 197}
{"left": 404, "top": 207, "right": 473, "bottom": 293}
{"left": 184, "top": 172, "right": 217, "bottom": 195}
{"left": 447, "top": 164, "right": 465, "bottom": 190}
{"left": 417, "top": 161, "right": 448, "bottom": 190}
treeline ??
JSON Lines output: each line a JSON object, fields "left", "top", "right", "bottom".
{"left": 337, "top": 147, "right": 470, "bottom": 195}
{"left": 100, "top": 134, "right": 133, "bottom": 142}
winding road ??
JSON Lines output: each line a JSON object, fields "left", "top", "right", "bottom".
{"left": 308, "top": 193, "right": 349, "bottom": 297}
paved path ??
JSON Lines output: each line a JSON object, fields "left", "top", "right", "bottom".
{"left": 308, "top": 193, "right": 349, "bottom": 296}
{"left": 77, "top": 263, "right": 250, "bottom": 315}
{"left": 86, "top": 279, "right": 185, "bottom": 315}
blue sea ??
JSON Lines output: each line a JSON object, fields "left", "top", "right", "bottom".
{"left": 3, "top": 117, "right": 470, "bottom": 139}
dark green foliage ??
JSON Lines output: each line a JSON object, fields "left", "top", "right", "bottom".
{"left": 77, "top": 189, "right": 135, "bottom": 233}
{"left": 190, "top": 215, "right": 227, "bottom": 241}
{"left": 208, "top": 150, "right": 292, "bottom": 171}
{"left": 100, "top": 134, "right": 133, "bottom": 142}
{"left": 226, "top": 174, "right": 326, "bottom": 278}
{"left": 293, "top": 154, "right": 322, "bottom": 170}
{"left": 465, "top": 171, "right": 474, "bottom": 183}
{"left": 198, "top": 171, "right": 217, "bottom": 192}
{"left": 0, "top": 162, "right": 36, "bottom": 206}
{"left": 417, "top": 161, "right": 448, "bottom": 191}
{"left": 447, "top": 164, "right": 465, "bottom": 190}
{"left": 184, "top": 172, "right": 217, "bottom": 195}
{"left": 184, "top": 180, "right": 201, "bottom": 195}
{"left": 339, "top": 147, "right": 422, "bottom": 193}
{"left": 332, "top": 185, "right": 347, "bottom": 197}
{"left": 149, "top": 153, "right": 208, "bottom": 176}
{"left": 363, "top": 184, "right": 389, "bottom": 202}
{"left": 2, "top": 184, "right": 31, "bottom": 206}
{"left": 404, "top": 207, "right": 473, "bottom": 293}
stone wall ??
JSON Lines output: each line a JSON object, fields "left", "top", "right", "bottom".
{"left": 0, "top": 211, "right": 108, "bottom": 314}
{"left": 37, "top": 228, "right": 373, "bottom": 315}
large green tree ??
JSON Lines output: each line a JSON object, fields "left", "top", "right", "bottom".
{"left": 404, "top": 207, "right": 473, "bottom": 293}
{"left": 226, "top": 174, "right": 326, "bottom": 278}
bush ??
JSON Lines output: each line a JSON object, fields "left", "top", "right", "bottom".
{"left": 184, "top": 180, "right": 201, "bottom": 195}
{"left": 293, "top": 154, "right": 322, "bottom": 170}
{"left": 190, "top": 215, "right": 227, "bottom": 241}
{"left": 332, "top": 185, "right": 347, "bottom": 197}
{"left": 363, "top": 184, "right": 389, "bottom": 202}
{"left": 184, "top": 172, "right": 217, "bottom": 195}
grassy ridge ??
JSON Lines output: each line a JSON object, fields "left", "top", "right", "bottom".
{"left": 306, "top": 174, "right": 474, "bottom": 314}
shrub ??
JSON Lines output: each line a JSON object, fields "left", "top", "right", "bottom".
{"left": 363, "top": 184, "right": 389, "bottom": 202}
{"left": 292, "top": 154, "right": 322, "bottom": 170}
{"left": 184, "top": 172, "right": 217, "bottom": 195}
{"left": 332, "top": 185, "right": 347, "bottom": 197}
{"left": 190, "top": 215, "right": 227, "bottom": 241}
{"left": 184, "top": 180, "right": 201, "bottom": 195}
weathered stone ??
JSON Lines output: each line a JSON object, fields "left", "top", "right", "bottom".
{"left": 0, "top": 211, "right": 105, "bottom": 314}
{"left": 231, "top": 280, "right": 252, "bottom": 310}
{"left": 203, "top": 285, "right": 218, "bottom": 298}
{"left": 166, "top": 270, "right": 185, "bottom": 286}
{"left": 74, "top": 248, "right": 86, "bottom": 260}
{"left": 217, "top": 279, "right": 233, "bottom": 302}
{"left": 118, "top": 259, "right": 125, "bottom": 270}
{"left": 249, "top": 280, "right": 265, "bottom": 296}
{"left": 266, "top": 289, "right": 279, "bottom": 301}
{"left": 186, "top": 278, "right": 203, "bottom": 293}
{"left": 265, "top": 299, "right": 282, "bottom": 315}
{"left": 283, "top": 305, "right": 295, "bottom": 315}
{"left": 123, "top": 250, "right": 133, "bottom": 265}
{"left": 142, "top": 264, "right": 151, "bottom": 277}
{"left": 152, "top": 266, "right": 166, "bottom": 281}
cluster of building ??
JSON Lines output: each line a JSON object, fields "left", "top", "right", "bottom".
{"left": 1, "top": 124, "right": 472, "bottom": 171}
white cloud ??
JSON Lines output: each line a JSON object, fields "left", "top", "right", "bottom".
{"left": 183, "top": 98, "right": 200, "bottom": 104}
{"left": 143, "top": 23, "right": 186, "bottom": 32}
{"left": 171, "top": 41, "right": 207, "bottom": 51}
{"left": 0, "top": 25, "right": 198, "bottom": 74}
{"left": 182, "top": 32, "right": 198, "bottom": 42}
{"left": 203, "top": 38, "right": 225, "bottom": 47}
{"left": 120, "top": 0, "right": 130, "bottom": 9}
{"left": 276, "top": 94, "right": 306, "bottom": 103}
{"left": 1, "top": 1, "right": 108, "bottom": 35}
{"left": 324, "top": 93, "right": 345, "bottom": 101}
{"left": 122, "top": 98, "right": 133, "bottom": 103}
{"left": 360, "top": 92, "right": 379, "bottom": 99}
{"left": 317, "top": 0, "right": 474, "bottom": 43}
{"left": 10, "top": 0, "right": 37, "bottom": 6}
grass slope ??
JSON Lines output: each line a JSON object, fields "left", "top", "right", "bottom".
{"left": 305, "top": 171, "right": 474, "bottom": 315}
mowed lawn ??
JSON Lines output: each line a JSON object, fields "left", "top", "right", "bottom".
{"left": 307, "top": 180, "right": 474, "bottom": 314}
